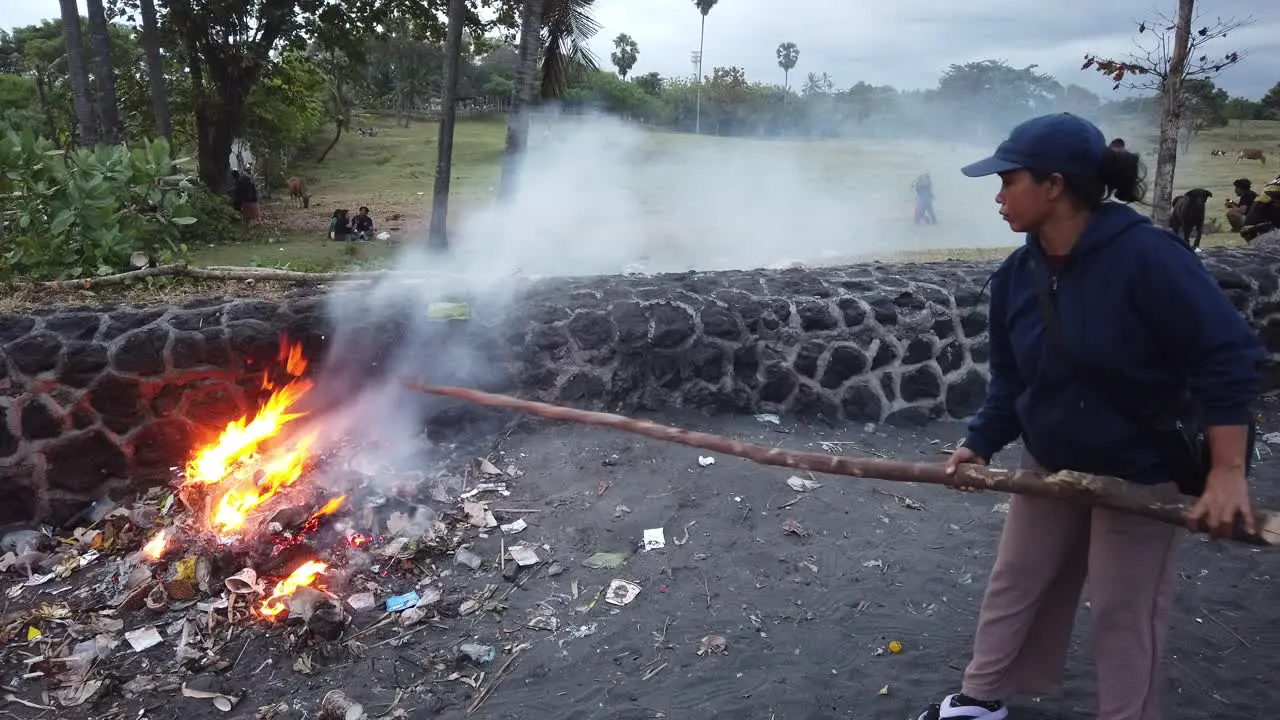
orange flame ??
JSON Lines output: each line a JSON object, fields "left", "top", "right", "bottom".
{"left": 279, "top": 341, "right": 308, "bottom": 379}
{"left": 142, "top": 530, "right": 168, "bottom": 560}
{"left": 298, "top": 496, "right": 347, "bottom": 535}
{"left": 182, "top": 338, "right": 317, "bottom": 536}
{"left": 309, "top": 496, "right": 346, "bottom": 520}
{"left": 258, "top": 560, "right": 328, "bottom": 618}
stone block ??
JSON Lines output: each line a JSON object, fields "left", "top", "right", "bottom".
{"left": 3, "top": 245, "right": 1280, "bottom": 523}
{"left": 9, "top": 332, "right": 62, "bottom": 376}
{"left": 44, "top": 429, "right": 127, "bottom": 493}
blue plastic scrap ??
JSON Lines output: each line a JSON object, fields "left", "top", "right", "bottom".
{"left": 385, "top": 591, "right": 420, "bottom": 612}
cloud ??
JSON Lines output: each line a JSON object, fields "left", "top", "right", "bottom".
{"left": 6, "top": 0, "right": 1275, "bottom": 99}
{"left": 588, "top": 0, "right": 1278, "bottom": 99}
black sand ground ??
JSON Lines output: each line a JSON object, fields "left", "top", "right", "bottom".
{"left": 425, "top": 410, "right": 1280, "bottom": 720}
{"left": 9, "top": 406, "right": 1280, "bottom": 720}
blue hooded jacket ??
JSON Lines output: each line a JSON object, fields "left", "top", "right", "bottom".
{"left": 963, "top": 202, "right": 1264, "bottom": 483}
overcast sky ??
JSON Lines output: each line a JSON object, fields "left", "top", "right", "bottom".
{"left": 5, "top": 0, "right": 1277, "bottom": 99}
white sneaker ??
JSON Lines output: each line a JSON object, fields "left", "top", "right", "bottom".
{"left": 918, "top": 693, "right": 1010, "bottom": 720}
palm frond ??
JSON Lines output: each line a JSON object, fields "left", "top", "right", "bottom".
{"left": 539, "top": 0, "right": 600, "bottom": 99}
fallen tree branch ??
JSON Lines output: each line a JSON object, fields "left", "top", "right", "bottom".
{"left": 403, "top": 382, "right": 1280, "bottom": 547}
{"left": 37, "top": 263, "right": 396, "bottom": 290}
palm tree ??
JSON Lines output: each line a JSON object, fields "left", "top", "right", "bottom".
{"left": 139, "top": 0, "right": 171, "bottom": 142}
{"left": 538, "top": 0, "right": 600, "bottom": 100}
{"left": 57, "top": 0, "right": 98, "bottom": 146}
{"left": 776, "top": 41, "right": 798, "bottom": 96}
{"left": 802, "top": 71, "right": 832, "bottom": 97}
{"left": 84, "top": 0, "right": 121, "bottom": 143}
{"left": 610, "top": 33, "right": 638, "bottom": 80}
{"left": 499, "top": 0, "right": 600, "bottom": 198}
{"left": 692, "top": 0, "right": 718, "bottom": 134}
{"left": 499, "top": 0, "right": 546, "bottom": 200}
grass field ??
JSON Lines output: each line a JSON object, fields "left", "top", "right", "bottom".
{"left": 192, "top": 116, "right": 1280, "bottom": 272}
{"left": 191, "top": 116, "right": 507, "bottom": 270}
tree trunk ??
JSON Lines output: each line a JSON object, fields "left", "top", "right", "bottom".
{"left": 189, "top": 48, "right": 242, "bottom": 191}
{"left": 695, "top": 14, "right": 705, "bottom": 135}
{"left": 427, "top": 0, "right": 466, "bottom": 251}
{"left": 33, "top": 68, "right": 61, "bottom": 146}
{"left": 139, "top": 0, "right": 171, "bottom": 142}
{"left": 317, "top": 118, "right": 344, "bottom": 163}
{"left": 186, "top": 31, "right": 220, "bottom": 189}
{"left": 498, "top": 0, "right": 546, "bottom": 200}
{"left": 84, "top": 0, "right": 121, "bottom": 143}
{"left": 58, "top": 0, "right": 98, "bottom": 147}
{"left": 1151, "top": 0, "right": 1194, "bottom": 229}
{"left": 195, "top": 104, "right": 235, "bottom": 191}
{"left": 172, "top": 0, "right": 278, "bottom": 190}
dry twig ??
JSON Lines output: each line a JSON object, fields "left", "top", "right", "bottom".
{"left": 1201, "top": 607, "right": 1252, "bottom": 648}
{"left": 466, "top": 647, "right": 522, "bottom": 716}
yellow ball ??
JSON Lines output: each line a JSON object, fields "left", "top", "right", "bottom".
{"left": 888, "top": 641, "right": 902, "bottom": 654}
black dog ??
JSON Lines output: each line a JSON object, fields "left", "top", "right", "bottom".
{"left": 1169, "top": 188, "right": 1213, "bottom": 249}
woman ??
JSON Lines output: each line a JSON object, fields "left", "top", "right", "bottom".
{"left": 918, "top": 113, "right": 1263, "bottom": 720}
{"left": 329, "top": 209, "right": 351, "bottom": 241}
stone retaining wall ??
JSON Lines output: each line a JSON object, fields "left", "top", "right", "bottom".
{"left": 4, "top": 247, "right": 1280, "bottom": 522}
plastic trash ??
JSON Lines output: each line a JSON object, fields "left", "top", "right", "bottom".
{"left": 460, "top": 643, "right": 495, "bottom": 664}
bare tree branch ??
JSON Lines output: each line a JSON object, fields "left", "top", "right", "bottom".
{"left": 1082, "top": 11, "right": 1252, "bottom": 91}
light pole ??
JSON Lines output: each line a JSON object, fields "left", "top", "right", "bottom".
{"left": 691, "top": 50, "right": 703, "bottom": 134}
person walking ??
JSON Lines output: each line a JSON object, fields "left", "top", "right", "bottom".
{"left": 917, "top": 113, "right": 1263, "bottom": 720}
{"left": 913, "top": 172, "right": 937, "bottom": 225}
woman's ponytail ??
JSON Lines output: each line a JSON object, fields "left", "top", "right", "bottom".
{"left": 1099, "top": 149, "right": 1146, "bottom": 204}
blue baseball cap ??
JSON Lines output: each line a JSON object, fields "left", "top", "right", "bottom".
{"left": 961, "top": 113, "right": 1107, "bottom": 179}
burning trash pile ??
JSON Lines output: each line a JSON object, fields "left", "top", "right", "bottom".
{"left": 0, "top": 337, "right": 537, "bottom": 716}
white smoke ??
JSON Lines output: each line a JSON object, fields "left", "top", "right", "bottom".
{"left": 443, "top": 109, "right": 1015, "bottom": 277}
{"left": 301, "top": 107, "right": 1019, "bottom": 491}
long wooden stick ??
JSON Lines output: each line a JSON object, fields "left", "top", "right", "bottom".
{"left": 36, "top": 263, "right": 400, "bottom": 290}
{"left": 403, "top": 382, "right": 1280, "bottom": 547}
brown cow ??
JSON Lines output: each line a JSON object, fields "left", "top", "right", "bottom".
{"left": 287, "top": 176, "right": 311, "bottom": 208}
{"left": 1237, "top": 149, "right": 1267, "bottom": 165}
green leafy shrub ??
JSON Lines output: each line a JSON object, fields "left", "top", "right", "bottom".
{"left": 181, "top": 184, "right": 242, "bottom": 248}
{"left": 0, "top": 131, "right": 202, "bottom": 280}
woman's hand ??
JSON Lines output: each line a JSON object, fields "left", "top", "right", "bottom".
{"left": 1185, "top": 467, "right": 1256, "bottom": 538}
{"left": 945, "top": 446, "right": 987, "bottom": 492}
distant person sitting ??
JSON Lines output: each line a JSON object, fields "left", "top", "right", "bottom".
{"left": 352, "top": 206, "right": 374, "bottom": 240}
{"left": 913, "top": 172, "right": 937, "bottom": 225}
{"left": 1240, "top": 181, "right": 1280, "bottom": 244}
{"left": 1225, "top": 178, "right": 1257, "bottom": 232}
{"left": 329, "top": 209, "right": 351, "bottom": 241}
{"left": 1109, "top": 137, "right": 1125, "bottom": 152}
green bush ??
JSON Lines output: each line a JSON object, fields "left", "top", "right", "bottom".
{"left": 181, "top": 184, "right": 242, "bottom": 248}
{"left": 0, "top": 131, "right": 202, "bottom": 280}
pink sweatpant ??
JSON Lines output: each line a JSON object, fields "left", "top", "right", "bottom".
{"left": 961, "top": 454, "right": 1181, "bottom": 720}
